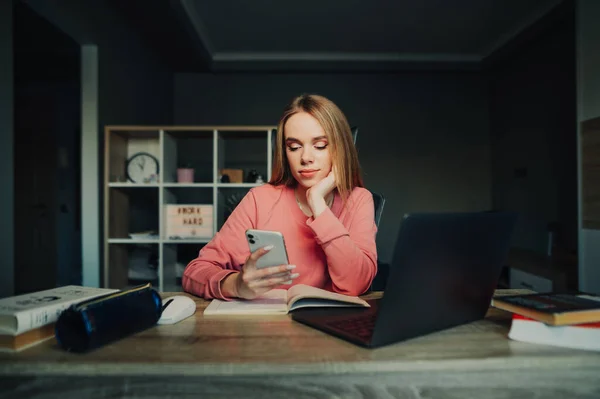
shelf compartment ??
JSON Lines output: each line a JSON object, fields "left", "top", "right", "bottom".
{"left": 163, "top": 243, "right": 205, "bottom": 292}
{"left": 108, "top": 183, "right": 159, "bottom": 188}
{"left": 162, "top": 238, "right": 211, "bottom": 244}
{"left": 107, "top": 243, "right": 158, "bottom": 290}
{"left": 217, "top": 130, "right": 270, "bottom": 184}
{"left": 106, "top": 129, "right": 160, "bottom": 183}
{"left": 163, "top": 187, "right": 214, "bottom": 240}
{"left": 216, "top": 183, "right": 263, "bottom": 188}
{"left": 108, "top": 238, "right": 160, "bottom": 244}
{"left": 163, "top": 129, "right": 214, "bottom": 184}
{"left": 108, "top": 186, "right": 159, "bottom": 239}
{"left": 162, "top": 183, "right": 213, "bottom": 188}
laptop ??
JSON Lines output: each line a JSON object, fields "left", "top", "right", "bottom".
{"left": 291, "top": 211, "right": 517, "bottom": 348}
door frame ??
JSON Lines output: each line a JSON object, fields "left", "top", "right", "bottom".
{"left": 81, "top": 45, "right": 100, "bottom": 287}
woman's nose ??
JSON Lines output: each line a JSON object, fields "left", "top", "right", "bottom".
{"left": 300, "top": 148, "right": 314, "bottom": 164}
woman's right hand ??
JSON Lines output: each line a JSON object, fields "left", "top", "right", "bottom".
{"left": 222, "top": 246, "right": 299, "bottom": 300}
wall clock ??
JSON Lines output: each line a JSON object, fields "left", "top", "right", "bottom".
{"left": 126, "top": 152, "right": 159, "bottom": 183}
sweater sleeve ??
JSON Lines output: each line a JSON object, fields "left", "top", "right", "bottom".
{"left": 306, "top": 190, "right": 378, "bottom": 296}
{"left": 182, "top": 190, "right": 257, "bottom": 300}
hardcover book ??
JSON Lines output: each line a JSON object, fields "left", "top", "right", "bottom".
{"left": 508, "top": 314, "right": 600, "bottom": 352}
{"left": 0, "top": 324, "right": 56, "bottom": 352}
{"left": 491, "top": 292, "right": 600, "bottom": 325}
{"left": 0, "top": 285, "right": 118, "bottom": 336}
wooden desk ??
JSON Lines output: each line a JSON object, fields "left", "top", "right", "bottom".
{"left": 1, "top": 290, "right": 599, "bottom": 399}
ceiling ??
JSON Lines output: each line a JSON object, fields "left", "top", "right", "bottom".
{"left": 111, "top": 0, "right": 565, "bottom": 72}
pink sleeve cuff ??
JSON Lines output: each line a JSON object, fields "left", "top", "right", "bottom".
{"left": 210, "top": 269, "right": 239, "bottom": 300}
{"left": 306, "top": 207, "right": 349, "bottom": 245}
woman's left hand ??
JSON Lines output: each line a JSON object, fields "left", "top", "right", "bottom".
{"left": 306, "top": 168, "right": 336, "bottom": 216}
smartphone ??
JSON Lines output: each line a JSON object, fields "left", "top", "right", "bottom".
{"left": 245, "top": 229, "right": 290, "bottom": 269}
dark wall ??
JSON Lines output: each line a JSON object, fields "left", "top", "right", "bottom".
{"left": 13, "top": 0, "right": 82, "bottom": 294}
{"left": 22, "top": 0, "right": 174, "bottom": 287}
{"left": 26, "top": 0, "right": 173, "bottom": 126}
{"left": 487, "top": 5, "right": 576, "bottom": 256}
{"left": 174, "top": 72, "right": 492, "bottom": 263}
{"left": 0, "top": 0, "right": 14, "bottom": 298}
{"left": 577, "top": 0, "right": 600, "bottom": 294}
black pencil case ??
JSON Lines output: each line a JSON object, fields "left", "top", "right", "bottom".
{"left": 55, "top": 284, "right": 162, "bottom": 353}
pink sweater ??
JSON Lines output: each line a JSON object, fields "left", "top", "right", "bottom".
{"left": 182, "top": 184, "right": 378, "bottom": 300}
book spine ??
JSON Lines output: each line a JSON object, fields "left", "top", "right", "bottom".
{"left": 15, "top": 302, "right": 75, "bottom": 335}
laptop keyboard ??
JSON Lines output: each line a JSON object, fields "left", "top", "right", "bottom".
{"left": 326, "top": 312, "right": 377, "bottom": 340}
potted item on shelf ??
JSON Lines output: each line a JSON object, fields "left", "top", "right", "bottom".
{"left": 246, "top": 169, "right": 259, "bottom": 183}
{"left": 243, "top": 169, "right": 264, "bottom": 184}
{"left": 177, "top": 163, "right": 194, "bottom": 183}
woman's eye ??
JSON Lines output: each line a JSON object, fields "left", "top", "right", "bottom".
{"left": 315, "top": 144, "right": 328, "bottom": 150}
{"left": 287, "top": 146, "right": 301, "bottom": 151}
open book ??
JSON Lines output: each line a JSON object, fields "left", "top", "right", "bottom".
{"left": 204, "top": 284, "right": 370, "bottom": 315}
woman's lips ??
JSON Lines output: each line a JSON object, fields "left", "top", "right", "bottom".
{"left": 299, "top": 170, "right": 318, "bottom": 178}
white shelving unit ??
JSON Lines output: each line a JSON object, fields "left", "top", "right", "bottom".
{"left": 103, "top": 126, "right": 275, "bottom": 292}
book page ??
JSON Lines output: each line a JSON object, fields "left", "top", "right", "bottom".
{"left": 579, "top": 294, "right": 600, "bottom": 303}
{"left": 287, "top": 284, "right": 369, "bottom": 311}
{"left": 0, "top": 286, "right": 119, "bottom": 313}
{"left": 203, "top": 289, "right": 288, "bottom": 315}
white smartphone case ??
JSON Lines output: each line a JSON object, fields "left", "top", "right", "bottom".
{"left": 245, "top": 229, "right": 290, "bottom": 269}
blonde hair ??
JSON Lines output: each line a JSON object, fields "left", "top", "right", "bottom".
{"left": 269, "top": 94, "right": 364, "bottom": 202}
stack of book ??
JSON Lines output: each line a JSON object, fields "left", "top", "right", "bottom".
{"left": 491, "top": 292, "right": 600, "bottom": 352}
{"left": 0, "top": 285, "right": 118, "bottom": 352}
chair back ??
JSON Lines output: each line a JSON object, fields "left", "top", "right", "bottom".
{"left": 370, "top": 190, "right": 385, "bottom": 229}
{"left": 352, "top": 127, "right": 384, "bottom": 227}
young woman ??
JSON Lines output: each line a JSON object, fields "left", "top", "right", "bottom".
{"left": 182, "top": 94, "right": 377, "bottom": 300}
